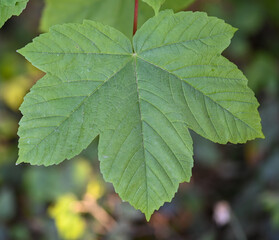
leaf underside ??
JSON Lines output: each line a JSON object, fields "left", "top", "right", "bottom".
{"left": 40, "top": 0, "right": 194, "bottom": 37}
{"left": 0, "top": 0, "right": 28, "bottom": 28}
{"left": 18, "top": 11, "right": 264, "bottom": 220}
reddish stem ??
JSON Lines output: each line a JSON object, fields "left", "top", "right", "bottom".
{"left": 133, "top": 0, "right": 138, "bottom": 35}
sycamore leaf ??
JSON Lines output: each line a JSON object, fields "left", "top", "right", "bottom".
{"left": 18, "top": 10, "right": 264, "bottom": 220}
{"left": 0, "top": 0, "right": 28, "bottom": 28}
{"left": 142, "top": 0, "right": 166, "bottom": 14}
{"left": 40, "top": 0, "right": 194, "bottom": 37}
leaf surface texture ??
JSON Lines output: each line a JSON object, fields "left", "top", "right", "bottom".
{"left": 18, "top": 11, "right": 264, "bottom": 220}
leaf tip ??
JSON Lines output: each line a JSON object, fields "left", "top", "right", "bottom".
{"left": 145, "top": 213, "right": 152, "bottom": 222}
{"left": 232, "top": 26, "right": 238, "bottom": 34}
{"left": 16, "top": 46, "right": 26, "bottom": 57}
{"left": 16, "top": 48, "right": 22, "bottom": 54}
{"left": 143, "top": 208, "right": 155, "bottom": 222}
{"left": 258, "top": 131, "right": 265, "bottom": 140}
{"left": 16, "top": 158, "right": 23, "bottom": 166}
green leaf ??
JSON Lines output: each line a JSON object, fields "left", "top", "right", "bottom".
{"left": 142, "top": 0, "right": 166, "bottom": 14}
{"left": 40, "top": 0, "right": 194, "bottom": 37}
{"left": 18, "top": 10, "right": 264, "bottom": 220}
{"left": 162, "top": 0, "right": 194, "bottom": 11}
{"left": 0, "top": 0, "right": 28, "bottom": 28}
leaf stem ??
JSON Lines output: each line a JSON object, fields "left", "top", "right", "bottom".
{"left": 133, "top": 0, "right": 138, "bottom": 36}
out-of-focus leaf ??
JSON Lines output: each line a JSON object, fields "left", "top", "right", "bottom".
{"left": 49, "top": 194, "right": 86, "bottom": 240}
{"left": 142, "top": 0, "right": 166, "bottom": 14}
{"left": 0, "top": 76, "right": 31, "bottom": 111}
{"left": 0, "top": 0, "right": 29, "bottom": 28}
{"left": 86, "top": 178, "right": 105, "bottom": 200}
{"left": 162, "top": 0, "right": 194, "bottom": 11}
{"left": 40, "top": 0, "right": 194, "bottom": 37}
{"left": 71, "top": 158, "right": 93, "bottom": 193}
{"left": 245, "top": 52, "right": 278, "bottom": 94}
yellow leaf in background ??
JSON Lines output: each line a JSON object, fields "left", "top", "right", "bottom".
{"left": 87, "top": 179, "right": 105, "bottom": 200}
{"left": 1, "top": 76, "right": 31, "bottom": 111}
{"left": 49, "top": 194, "right": 86, "bottom": 240}
{"left": 73, "top": 158, "right": 93, "bottom": 185}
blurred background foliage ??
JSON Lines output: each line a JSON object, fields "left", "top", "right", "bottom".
{"left": 0, "top": 0, "right": 278, "bottom": 239}
{"left": 39, "top": 0, "right": 194, "bottom": 38}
